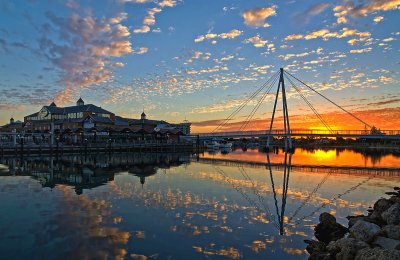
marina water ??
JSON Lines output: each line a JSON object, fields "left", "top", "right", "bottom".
{"left": 0, "top": 148, "right": 399, "bottom": 259}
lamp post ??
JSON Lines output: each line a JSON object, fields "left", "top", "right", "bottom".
{"left": 20, "top": 135, "right": 24, "bottom": 158}
{"left": 108, "top": 138, "right": 112, "bottom": 152}
{"left": 56, "top": 136, "right": 59, "bottom": 159}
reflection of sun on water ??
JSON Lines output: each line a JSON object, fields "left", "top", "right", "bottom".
{"left": 306, "top": 150, "right": 337, "bottom": 161}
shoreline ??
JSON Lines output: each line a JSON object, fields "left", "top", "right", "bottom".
{"left": 305, "top": 187, "right": 400, "bottom": 259}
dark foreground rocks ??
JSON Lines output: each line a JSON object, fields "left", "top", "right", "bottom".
{"left": 305, "top": 187, "right": 400, "bottom": 260}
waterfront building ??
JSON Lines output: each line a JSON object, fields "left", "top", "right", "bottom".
{"left": 1, "top": 98, "right": 191, "bottom": 143}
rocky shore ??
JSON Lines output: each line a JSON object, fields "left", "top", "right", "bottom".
{"left": 305, "top": 187, "right": 400, "bottom": 259}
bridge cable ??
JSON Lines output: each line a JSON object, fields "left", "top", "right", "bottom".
{"left": 284, "top": 71, "right": 372, "bottom": 129}
{"left": 239, "top": 74, "right": 280, "bottom": 131}
{"left": 292, "top": 176, "right": 373, "bottom": 225}
{"left": 212, "top": 71, "right": 278, "bottom": 132}
{"left": 212, "top": 70, "right": 281, "bottom": 133}
{"left": 213, "top": 165, "right": 280, "bottom": 230}
{"left": 285, "top": 75, "right": 335, "bottom": 134}
{"left": 288, "top": 171, "right": 332, "bottom": 223}
{"left": 237, "top": 166, "right": 276, "bottom": 221}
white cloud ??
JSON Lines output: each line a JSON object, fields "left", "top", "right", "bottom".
{"left": 350, "top": 47, "right": 372, "bottom": 53}
{"left": 133, "top": 47, "right": 148, "bottom": 54}
{"left": 194, "top": 29, "right": 242, "bottom": 43}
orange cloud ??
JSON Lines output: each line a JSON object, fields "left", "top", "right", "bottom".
{"left": 333, "top": 0, "right": 400, "bottom": 24}
{"left": 245, "top": 35, "right": 275, "bottom": 51}
{"left": 40, "top": 11, "right": 133, "bottom": 104}
{"left": 242, "top": 6, "right": 277, "bottom": 27}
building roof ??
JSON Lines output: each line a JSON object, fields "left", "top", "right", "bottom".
{"left": 129, "top": 119, "right": 168, "bottom": 125}
{"left": 114, "top": 116, "right": 130, "bottom": 126}
{"left": 77, "top": 97, "right": 84, "bottom": 103}
{"left": 49, "top": 102, "right": 57, "bottom": 107}
{"left": 89, "top": 115, "right": 114, "bottom": 124}
{"left": 45, "top": 104, "right": 113, "bottom": 115}
{"left": 25, "top": 112, "right": 39, "bottom": 118}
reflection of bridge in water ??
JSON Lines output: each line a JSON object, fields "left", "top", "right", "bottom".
{"left": 195, "top": 157, "right": 400, "bottom": 177}
{"left": 208, "top": 152, "right": 399, "bottom": 236}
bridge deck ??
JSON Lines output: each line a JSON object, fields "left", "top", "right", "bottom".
{"left": 195, "top": 129, "right": 400, "bottom": 140}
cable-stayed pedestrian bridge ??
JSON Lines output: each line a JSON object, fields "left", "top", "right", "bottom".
{"left": 202, "top": 68, "right": 400, "bottom": 147}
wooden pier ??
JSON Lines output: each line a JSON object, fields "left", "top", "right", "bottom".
{"left": 0, "top": 142, "right": 195, "bottom": 156}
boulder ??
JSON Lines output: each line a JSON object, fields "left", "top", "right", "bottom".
{"left": 347, "top": 215, "right": 380, "bottom": 228}
{"left": 326, "top": 238, "right": 369, "bottom": 260}
{"left": 349, "top": 220, "right": 381, "bottom": 242}
{"left": 382, "top": 225, "right": 400, "bottom": 240}
{"left": 304, "top": 239, "right": 326, "bottom": 255}
{"left": 372, "top": 236, "right": 400, "bottom": 250}
{"left": 381, "top": 203, "right": 400, "bottom": 225}
{"left": 388, "top": 196, "right": 400, "bottom": 204}
{"left": 309, "top": 252, "right": 333, "bottom": 260}
{"left": 315, "top": 213, "right": 348, "bottom": 243}
{"left": 355, "top": 247, "right": 400, "bottom": 260}
{"left": 373, "top": 198, "right": 393, "bottom": 214}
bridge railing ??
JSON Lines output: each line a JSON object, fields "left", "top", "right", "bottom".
{"left": 196, "top": 129, "right": 400, "bottom": 137}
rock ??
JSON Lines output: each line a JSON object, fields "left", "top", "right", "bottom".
{"left": 349, "top": 220, "right": 381, "bottom": 242}
{"left": 388, "top": 196, "right": 400, "bottom": 204}
{"left": 382, "top": 225, "right": 400, "bottom": 240}
{"left": 373, "top": 236, "right": 400, "bottom": 250}
{"left": 381, "top": 203, "right": 400, "bottom": 225}
{"left": 309, "top": 252, "right": 333, "bottom": 260}
{"left": 315, "top": 213, "right": 348, "bottom": 243}
{"left": 304, "top": 239, "right": 326, "bottom": 255}
{"left": 326, "top": 238, "right": 369, "bottom": 260}
{"left": 373, "top": 198, "right": 393, "bottom": 212}
{"left": 320, "top": 212, "right": 337, "bottom": 225}
{"left": 347, "top": 215, "right": 380, "bottom": 228}
{"left": 355, "top": 247, "right": 400, "bottom": 260}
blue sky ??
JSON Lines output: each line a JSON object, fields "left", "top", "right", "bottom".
{"left": 0, "top": 0, "right": 399, "bottom": 131}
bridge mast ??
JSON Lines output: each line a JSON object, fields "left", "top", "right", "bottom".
{"left": 267, "top": 68, "right": 292, "bottom": 150}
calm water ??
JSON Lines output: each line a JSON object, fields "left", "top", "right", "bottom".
{"left": 0, "top": 149, "right": 399, "bottom": 259}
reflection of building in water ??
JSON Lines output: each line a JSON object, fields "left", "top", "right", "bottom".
{"left": 129, "top": 165, "right": 158, "bottom": 187}
{"left": 0, "top": 153, "right": 190, "bottom": 194}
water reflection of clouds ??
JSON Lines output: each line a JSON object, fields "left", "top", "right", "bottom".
{"left": 108, "top": 172, "right": 307, "bottom": 257}
{"left": 32, "top": 185, "right": 130, "bottom": 259}
{"left": 107, "top": 159, "right": 400, "bottom": 257}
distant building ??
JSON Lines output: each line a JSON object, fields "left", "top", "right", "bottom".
{"left": 0, "top": 117, "right": 24, "bottom": 132}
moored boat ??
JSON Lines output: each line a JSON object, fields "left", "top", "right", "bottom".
{"left": 219, "top": 140, "right": 232, "bottom": 149}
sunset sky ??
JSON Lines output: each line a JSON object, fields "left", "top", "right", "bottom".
{"left": 0, "top": 0, "right": 399, "bottom": 132}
